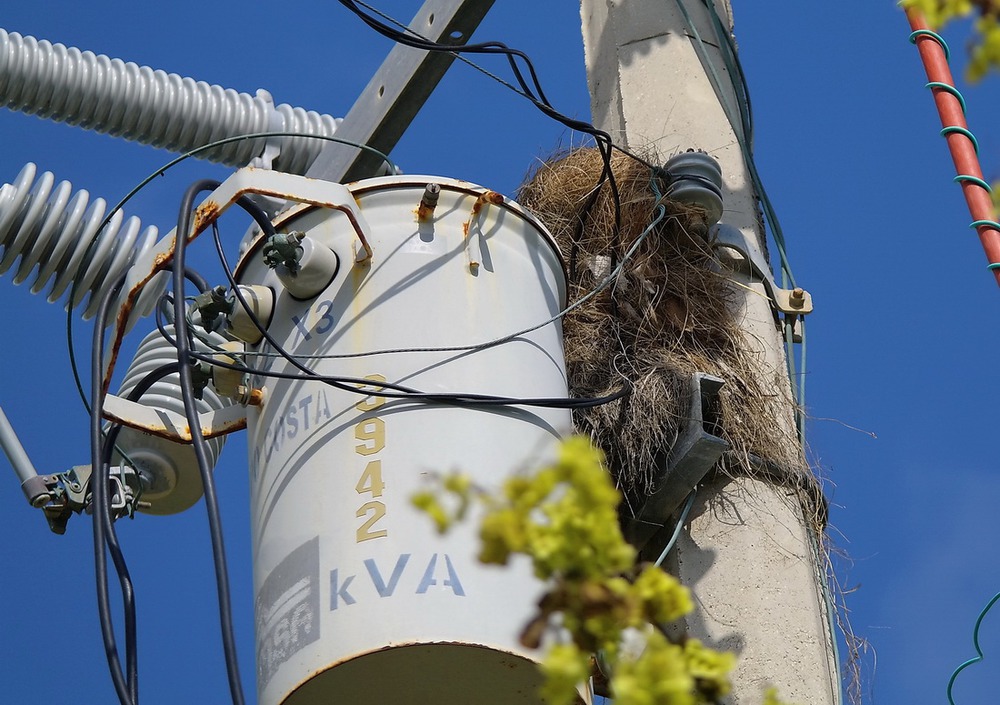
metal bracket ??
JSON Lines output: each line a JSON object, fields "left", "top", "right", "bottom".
{"left": 102, "top": 395, "right": 248, "bottom": 443}
{"left": 103, "top": 168, "right": 373, "bottom": 399}
{"left": 712, "top": 223, "right": 813, "bottom": 330}
{"left": 772, "top": 286, "right": 814, "bottom": 316}
{"left": 624, "top": 373, "right": 729, "bottom": 548}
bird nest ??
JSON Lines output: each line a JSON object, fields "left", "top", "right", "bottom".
{"left": 517, "top": 147, "right": 807, "bottom": 501}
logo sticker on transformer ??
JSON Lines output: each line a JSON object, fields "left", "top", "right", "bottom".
{"left": 256, "top": 537, "right": 320, "bottom": 688}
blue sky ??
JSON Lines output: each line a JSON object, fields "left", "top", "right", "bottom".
{"left": 1, "top": 1, "right": 999, "bottom": 704}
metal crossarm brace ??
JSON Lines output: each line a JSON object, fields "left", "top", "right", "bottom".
{"left": 306, "top": 0, "right": 497, "bottom": 183}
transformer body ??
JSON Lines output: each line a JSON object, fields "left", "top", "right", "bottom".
{"left": 235, "top": 175, "right": 573, "bottom": 705}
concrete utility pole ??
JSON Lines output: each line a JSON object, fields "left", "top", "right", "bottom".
{"left": 579, "top": 2, "right": 839, "bottom": 703}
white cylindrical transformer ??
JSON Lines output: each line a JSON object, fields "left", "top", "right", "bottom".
{"left": 235, "top": 175, "right": 575, "bottom": 705}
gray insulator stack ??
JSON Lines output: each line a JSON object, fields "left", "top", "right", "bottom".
{"left": 115, "top": 325, "right": 232, "bottom": 514}
{"left": 0, "top": 162, "right": 165, "bottom": 322}
{"left": 0, "top": 28, "right": 341, "bottom": 174}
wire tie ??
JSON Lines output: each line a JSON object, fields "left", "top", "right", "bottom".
{"left": 926, "top": 81, "right": 968, "bottom": 115}
{"left": 954, "top": 174, "right": 992, "bottom": 192}
{"left": 941, "top": 126, "right": 979, "bottom": 155}
{"left": 970, "top": 220, "right": 1000, "bottom": 231}
{"left": 909, "top": 29, "right": 950, "bottom": 61}
{"left": 988, "top": 263, "right": 1000, "bottom": 271}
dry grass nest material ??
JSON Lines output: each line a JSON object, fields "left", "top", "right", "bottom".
{"left": 517, "top": 147, "right": 808, "bottom": 503}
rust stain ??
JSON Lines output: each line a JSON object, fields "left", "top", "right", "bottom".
{"left": 103, "top": 408, "right": 246, "bottom": 443}
{"left": 194, "top": 200, "right": 221, "bottom": 231}
{"left": 106, "top": 303, "right": 135, "bottom": 394}
{"left": 150, "top": 235, "right": 177, "bottom": 273}
{"left": 152, "top": 253, "right": 172, "bottom": 275}
{"left": 415, "top": 202, "right": 434, "bottom": 222}
{"left": 114, "top": 300, "right": 134, "bottom": 338}
{"left": 241, "top": 387, "right": 265, "bottom": 407}
{"left": 471, "top": 190, "right": 503, "bottom": 217}
{"left": 201, "top": 417, "right": 248, "bottom": 438}
{"left": 341, "top": 208, "right": 373, "bottom": 264}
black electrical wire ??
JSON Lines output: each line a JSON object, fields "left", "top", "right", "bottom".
{"left": 202, "top": 215, "right": 631, "bottom": 410}
{"left": 171, "top": 180, "right": 246, "bottom": 705}
{"left": 97, "top": 467, "right": 139, "bottom": 705}
{"left": 65, "top": 132, "right": 398, "bottom": 418}
{"left": 154, "top": 290, "right": 630, "bottom": 411}
{"left": 88, "top": 163, "right": 626, "bottom": 705}
{"left": 103, "top": 524, "right": 138, "bottom": 705}
{"left": 62, "top": 9, "right": 641, "bottom": 415}
{"left": 63, "top": 18, "right": 667, "bottom": 697}
{"left": 99, "top": 361, "right": 182, "bottom": 705}
{"left": 184, "top": 267, "right": 212, "bottom": 294}
{"left": 157, "top": 293, "right": 174, "bottom": 329}
{"left": 104, "top": 364, "right": 183, "bottom": 455}
{"left": 340, "top": 0, "right": 552, "bottom": 105}
{"left": 90, "top": 273, "right": 136, "bottom": 705}
{"left": 336, "top": 0, "right": 626, "bottom": 273}
{"left": 348, "top": 0, "right": 660, "bottom": 165}
{"left": 339, "top": 7, "right": 616, "bottom": 183}
{"left": 339, "top": 0, "right": 621, "bottom": 165}
{"left": 90, "top": 298, "right": 207, "bottom": 705}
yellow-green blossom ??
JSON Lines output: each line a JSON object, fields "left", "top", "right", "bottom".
{"left": 410, "top": 436, "right": 737, "bottom": 705}
{"left": 899, "top": 0, "right": 1000, "bottom": 80}
{"left": 410, "top": 490, "right": 450, "bottom": 534}
{"left": 539, "top": 644, "right": 591, "bottom": 705}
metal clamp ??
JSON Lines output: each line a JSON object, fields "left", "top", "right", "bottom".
{"left": 624, "top": 373, "right": 729, "bottom": 548}
{"left": 712, "top": 223, "right": 813, "bottom": 325}
{"left": 34, "top": 464, "right": 144, "bottom": 535}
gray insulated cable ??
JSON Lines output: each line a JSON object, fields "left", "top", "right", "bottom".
{"left": 0, "top": 28, "right": 341, "bottom": 174}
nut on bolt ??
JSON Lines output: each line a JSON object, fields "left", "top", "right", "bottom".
{"left": 237, "top": 385, "right": 265, "bottom": 406}
{"left": 788, "top": 286, "right": 809, "bottom": 313}
{"left": 417, "top": 183, "right": 441, "bottom": 221}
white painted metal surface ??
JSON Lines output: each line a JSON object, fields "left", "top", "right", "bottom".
{"left": 236, "top": 175, "right": 573, "bottom": 705}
